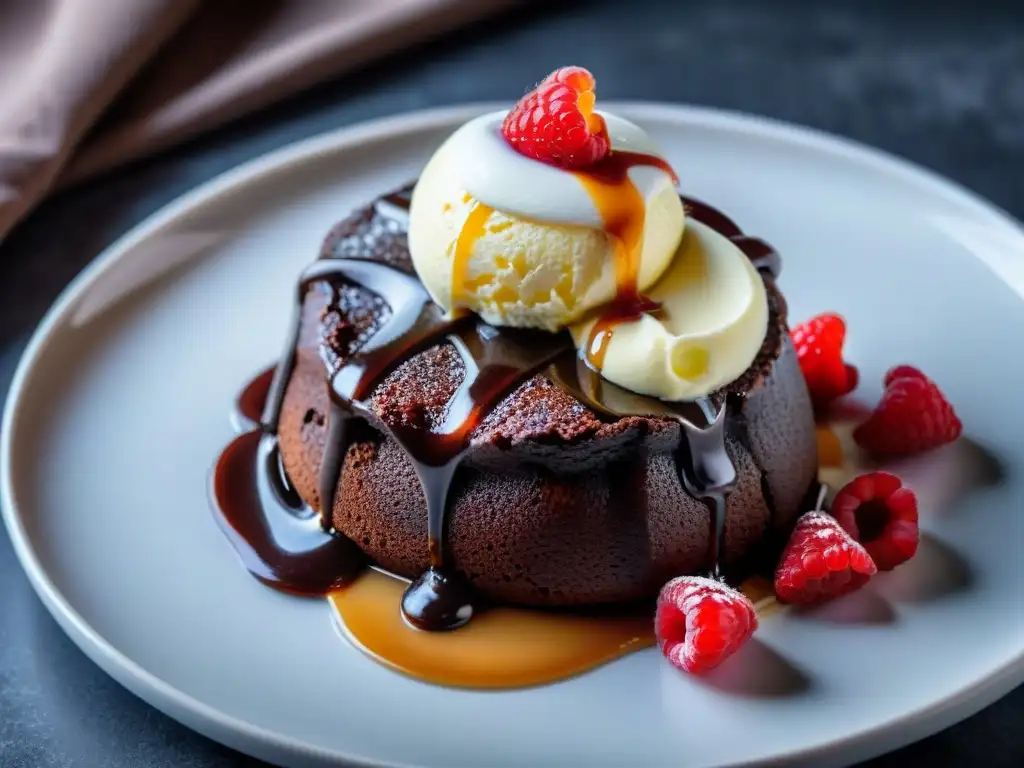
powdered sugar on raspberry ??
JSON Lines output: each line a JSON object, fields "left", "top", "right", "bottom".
{"left": 656, "top": 575, "right": 758, "bottom": 674}
{"left": 774, "top": 509, "right": 877, "bottom": 606}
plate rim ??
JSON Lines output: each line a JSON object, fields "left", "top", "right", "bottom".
{"left": 3, "top": 100, "right": 1023, "bottom": 768}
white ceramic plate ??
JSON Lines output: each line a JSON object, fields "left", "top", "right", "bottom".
{"left": 3, "top": 103, "right": 1024, "bottom": 768}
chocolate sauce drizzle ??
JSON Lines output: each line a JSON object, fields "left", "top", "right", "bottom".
{"left": 212, "top": 186, "right": 782, "bottom": 628}
{"left": 309, "top": 259, "right": 571, "bottom": 629}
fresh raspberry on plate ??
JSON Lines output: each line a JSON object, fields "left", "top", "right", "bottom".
{"left": 853, "top": 365, "right": 962, "bottom": 456}
{"left": 790, "top": 313, "right": 858, "bottom": 405}
{"left": 831, "top": 472, "right": 919, "bottom": 571}
{"left": 774, "top": 511, "right": 877, "bottom": 606}
{"left": 655, "top": 576, "right": 758, "bottom": 674}
{"left": 501, "top": 66, "right": 611, "bottom": 169}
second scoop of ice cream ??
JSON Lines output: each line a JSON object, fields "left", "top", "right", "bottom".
{"left": 570, "top": 219, "right": 769, "bottom": 401}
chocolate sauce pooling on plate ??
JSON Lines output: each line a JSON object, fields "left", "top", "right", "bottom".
{"left": 212, "top": 185, "right": 783, "bottom": 629}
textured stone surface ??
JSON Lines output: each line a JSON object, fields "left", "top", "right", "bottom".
{"left": 1, "top": 0, "right": 1022, "bottom": 765}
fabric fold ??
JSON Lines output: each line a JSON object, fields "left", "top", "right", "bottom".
{"left": 0, "top": 0, "right": 517, "bottom": 243}
{"left": 0, "top": 0, "right": 198, "bottom": 239}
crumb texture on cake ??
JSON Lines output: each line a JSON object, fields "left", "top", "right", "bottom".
{"left": 276, "top": 193, "right": 819, "bottom": 606}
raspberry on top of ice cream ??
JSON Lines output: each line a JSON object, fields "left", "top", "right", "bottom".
{"left": 407, "top": 66, "right": 769, "bottom": 402}
{"left": 501, "top": 65, "right": 611, "bottom": 169}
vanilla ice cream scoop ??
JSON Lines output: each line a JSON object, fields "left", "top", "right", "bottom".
{"left": 407, "top": 111, "right": 685, "bottom": 332}
{"left": 570, "top": 219, "right": 768, "bottom": 401}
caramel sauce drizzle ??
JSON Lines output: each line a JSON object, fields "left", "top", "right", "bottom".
{"left": 576, "top": 151, "right": 678, "bottom": 371}
{"left": 450, "top": 201, "right": 494, "bottom": 309}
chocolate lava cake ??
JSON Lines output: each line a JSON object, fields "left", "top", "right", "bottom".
{"left": 275, "top": 186, "right": 819, "bottom": 608}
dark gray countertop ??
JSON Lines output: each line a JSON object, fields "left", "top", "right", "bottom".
{"left": 1, "top": 0, "right": 1022, "bottom": 765}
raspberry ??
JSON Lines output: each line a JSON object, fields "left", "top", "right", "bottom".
{"left": 501, "top": 66, "right": 611, "bottom": 169}
{"left": 655, "top": 576, "right": 758, "bottom": 674}
{"left": 790, "top": 313, "right": 858, "bottom": 405}
{"left": 831, "top": 472, "right": 919, "bottom": 570}
{"left": 884, "top": 365, "right": 926, "bottom": 387}
{"left": 774, "top": 511, "right": 877, "bottom": 606}
{"left": 853, "top": 365, "right": 962, "bottom": 456}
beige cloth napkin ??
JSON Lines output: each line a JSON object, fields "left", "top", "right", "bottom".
{"left": 0, "top": 0, "right": 515, "bottom": 242}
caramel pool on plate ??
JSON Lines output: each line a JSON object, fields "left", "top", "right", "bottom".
{"left": 328, "top": 570, "right": 655, "bottom": 689}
